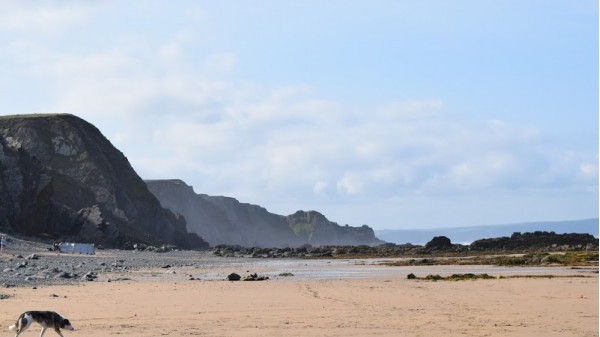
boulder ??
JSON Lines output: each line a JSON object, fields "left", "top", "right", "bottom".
{"left": 227, "top": 273, "right": 241, "bottom": 281}
{"left": 425, "top": 236, "right": 452, "bottom": 250}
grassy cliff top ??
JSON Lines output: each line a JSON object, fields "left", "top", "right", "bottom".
{"left": 0, "top": 113, "right": 74, "bottom": 120}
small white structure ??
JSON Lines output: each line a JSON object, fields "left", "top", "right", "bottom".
{"left": 59, "top": 242, "right": 95, "bottom": 255}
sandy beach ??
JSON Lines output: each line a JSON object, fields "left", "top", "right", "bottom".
{"left": 0, "top": 251, "right": 597, "bottom": 337}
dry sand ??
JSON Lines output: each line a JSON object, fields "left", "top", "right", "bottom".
{"left": 0, "top": 258, "right": 597, "bottom": 337}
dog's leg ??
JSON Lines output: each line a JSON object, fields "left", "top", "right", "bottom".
{"left": 53, "top": 328, "right": 65, "bottom": 337}
{"left": 12, "top": 324, "right": 20, "bottom": 337}
{"left": 39, "top": 327, "right": 46, "bottom": 337}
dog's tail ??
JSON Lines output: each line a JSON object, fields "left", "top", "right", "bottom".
{"left": 8, "top": 313, "right": 25, "bottom": 332}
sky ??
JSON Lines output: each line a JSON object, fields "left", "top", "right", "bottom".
{"left": 0, "top": 1, "right": 597, "bottom": 230}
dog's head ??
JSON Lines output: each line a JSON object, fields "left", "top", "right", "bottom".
{"left": 61, "top": 319, "right": 75, "bottom": 331}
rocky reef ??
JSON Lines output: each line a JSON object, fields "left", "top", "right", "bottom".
{"left": 0, "top": 114, "right": 207, "bottom": 249}
{"left": 469, "top": 231, "right": 598, "bottom": 251}
{"left": 211, "top": 231, "right": 598, "bottom": 259}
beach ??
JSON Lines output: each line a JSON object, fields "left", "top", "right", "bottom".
{"left": 0, "top": 249, "right": 597, "bottom": 337}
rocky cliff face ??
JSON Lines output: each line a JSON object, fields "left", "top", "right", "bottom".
{"left": 0, "top": 114, "right": 208, "bottom": 249}
{"left": 287, "top": 210, "right": 384, "bottom": 246}
{"left": 146, "top": 179, "right": 384, "bottom": 248}
{"left": 146, "top": 179, "right": 302, "bottom": 247}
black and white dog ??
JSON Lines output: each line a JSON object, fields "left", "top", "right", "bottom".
{"left": 8, "top": 311, "right": 74, "bottom": 337}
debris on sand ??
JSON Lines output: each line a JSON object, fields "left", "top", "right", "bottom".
{"left": 242, "top": 273, "right": 269, "bottom": 281}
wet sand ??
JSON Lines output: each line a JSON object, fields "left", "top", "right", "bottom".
{"left": 1, "top": 256, "right": 597, "bottom": 337}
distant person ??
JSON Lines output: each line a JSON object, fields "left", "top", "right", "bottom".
{"left": 0, "top": 235, "right": 6, "bottom": 254}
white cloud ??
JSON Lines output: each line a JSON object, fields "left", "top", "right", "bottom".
{"left": 313, "top": 181, "right": 329, "bottom": 195}
{"left": 579, "top": 162, "right": 598, "bottom": 179}
{"left": 336, "top": 173, "right": 364, "bottom": 195}
{"left": 0, "top": 3, "right": 96, "bottom": 32}
{"left": 203, "top": 52, "right": 238, "bottom": 74}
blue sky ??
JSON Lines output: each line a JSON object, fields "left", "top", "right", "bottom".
{"left": 0, "top": 1, "right": 597, "bottom": 229}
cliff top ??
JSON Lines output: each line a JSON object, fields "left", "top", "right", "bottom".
{"left": 0, "top": 113, "right": 75, "bottom": 120}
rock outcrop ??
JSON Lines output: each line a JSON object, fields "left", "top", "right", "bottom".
{"left": 146, "top": 179, "right": 384, "bottom": 247}
{"left": 287, "top": 210, "right": 384, "bottom": 246}
{"left": 469, "top": 231, "right": 598, "bottom": 251}
{"left": 0, "top": 114, "right": 208, "bottom": 249}
{"left": 424, "top": 236, "right": 452, "bottom": 251}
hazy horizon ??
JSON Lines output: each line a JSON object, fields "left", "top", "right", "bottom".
{"left": 0, "top": 1, "right": 597, "bottom": 230}
{"left": 375, "top": 217, "right": 599, "bottom": 231}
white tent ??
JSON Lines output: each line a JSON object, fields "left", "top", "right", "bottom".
{"left": 59, "top": 242, "right": 95, "bottom": 255}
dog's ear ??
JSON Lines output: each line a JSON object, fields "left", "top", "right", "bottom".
{"left": 61, "top": 319, "right": 70, "bottom": 327}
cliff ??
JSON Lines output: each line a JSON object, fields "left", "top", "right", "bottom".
{"left": 0, "top": 114, "right": 208, "bottom": 249}
{"left": 145, "top": 179, "right": 302, "bottom": 247}
{"left": 146, "top": 179, "right": 384, "bottom": 247}
{"left": 287, "top": 210, "right": 384, "bottom": 246}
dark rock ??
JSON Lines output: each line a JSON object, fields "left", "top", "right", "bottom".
{"left": 107, "top": 277, "right": 132, "bottom": 282}
{"left": 158, "top": 245, "right": 176, "bottom": 253}
{"left": 227, "top": 273, "right": 241, "bottom": 281}
{"left": 26, "top": 254, "right": 39, "bottom": 260}
{"left": 211, "top": 243, "right": 423, "bottom": 259}
{"left": 407, "top": 273, "right": 417, "bottom": 280}
{"left": 133, "top": 243, "right": 147, "bottom": 251}
{"left": 469, "top": 232, "right": 599, "bottom": 251}
{"left": 54, "top": 272, "right": 75, "bottom": 279}
{"left": 242, "top": 273, "right": 269, "bottom": 281}
{"left": 425, "top": 236, "right": 452, "bottom": 250}
{"left": 84, "top": 272, "right": 97, "bottom": 281}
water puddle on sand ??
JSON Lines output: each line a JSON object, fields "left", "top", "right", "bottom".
{"left": 193, "top": 257, "right": 596, "bottom": 281}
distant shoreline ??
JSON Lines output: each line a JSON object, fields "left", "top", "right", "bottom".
{"left": 376, "top": 218, "right": 599, "bottom": 245}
